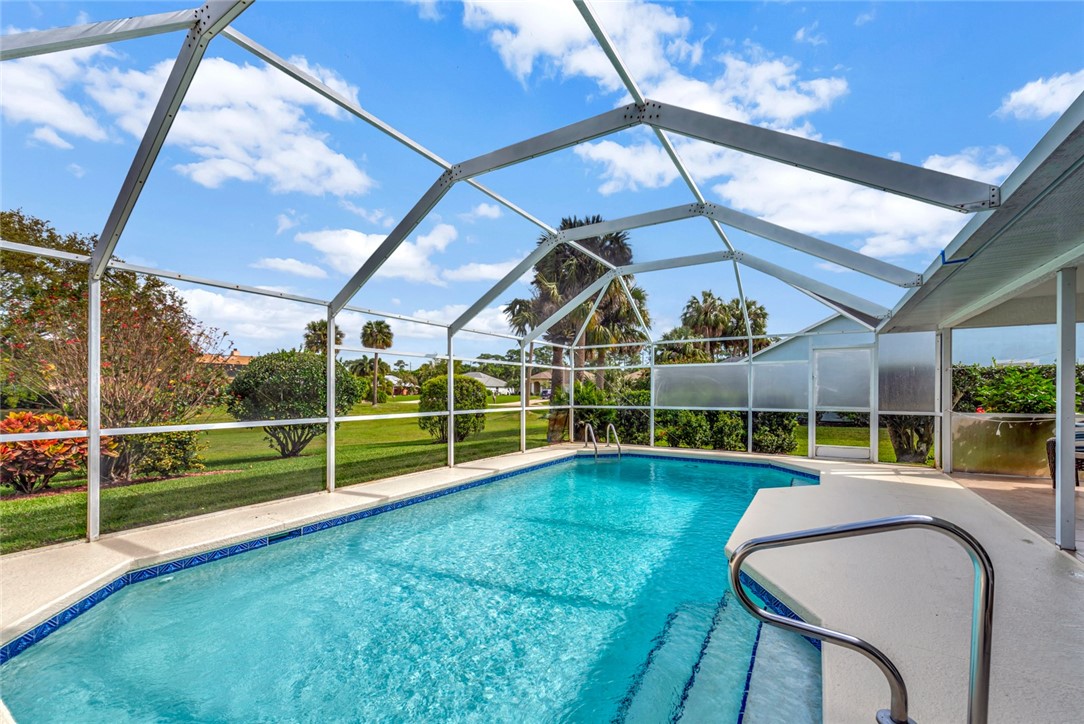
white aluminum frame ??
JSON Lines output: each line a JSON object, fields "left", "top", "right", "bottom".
{"left": 0, "top": 2, "right": 1026, "bottom": 548}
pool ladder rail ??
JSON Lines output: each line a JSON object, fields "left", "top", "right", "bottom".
{"left": 582, "top": 423, "right": 621, "bottom": 460}
{"left": 605, "top": 423, "right": 622, "bottom": 458}
{"left": 583, "top": 423, "right": 599, "bottom": 459}
{"left": 728, "top": 514, "right": 994, "bottom": 724}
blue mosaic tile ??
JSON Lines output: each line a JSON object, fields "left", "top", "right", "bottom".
{"left": 131, "top": 568, "right": 158, "bottom": 582}
{"left": 739, "top": 571, "right": 821, "bottom": 651}
{"left": 736, "top": 621, "right": 764, "bottom": 723}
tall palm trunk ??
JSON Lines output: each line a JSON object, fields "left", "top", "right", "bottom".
{"left": 595, "top": 348, "right": 607, "bottom": 389}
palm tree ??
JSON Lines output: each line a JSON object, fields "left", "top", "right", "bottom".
{"left": 656, "top": 326, "right": 711, "bottom": 364}
{"left": 583, "top": 278, "right": 651, "bottom": 387}
{"left": 302, "top": 319, "right": 343, "bottom": 356}
{"left": 361, "top": 320, "right": 393, "bottom": 405}
{"left": 505, "top": 215, "right": 645, "bottom": 392}
{"left": 681, "top": 291, "right": 729, "bottom": 360}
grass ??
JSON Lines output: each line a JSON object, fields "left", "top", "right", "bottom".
{"left": 0, "top": 414, "right": 929, "bottom": 554}
{"left": 0, "top": 410, "right": 551, "bottom": 554}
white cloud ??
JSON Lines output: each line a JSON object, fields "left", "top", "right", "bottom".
{"left": 794, "top": 22, "right": 827, "bottom": 46}
{"left": 463, "top": 3, "right": 845, "bottom": 126}
{"left": 251, "top": 257, "right": 328, "bottom": 279}
{"left": 30, "top": 126, "right": 73, "bottom": 149}
{"left": 816, "top": 262, "right": 851, "bottom": 274}
{"left": 83, "top": 56, "right": 373, "bottom": 196}
{"left": 407, "top": 0, "right": 442, "bottom": 21}
{"left": 574, "top": 137, "right": 678, "bottom": 194}
{"left": 459, "top": 202, "right": 502, "bottom": 222}
{"left": 66, "top": 163, "right": 85, "bottom": 178}
{"left": 295, "top": 222, "right": 458, "bottom": 285}
{"left": 276, "top": 211, "right": 300, "bottom": 235}
{"left": 401, "top": 303, "right": 510, "bottom": 339}
{"left": 855, "top": 11, "right": 875, "bottom": 27}
{"left": 442, "top": 259, "right": 520, "bottom": 282}
{"left": 176, "top": 287, "right": 315, "bottom": 345}
{"left": 996, "top": 69, "right": 1084, "bottom": 120}
{"left": 0, "top": 44, "right": 111, "bottom": 146}
{"left": 340, "top": 200, "right": 396, "bottom": 228}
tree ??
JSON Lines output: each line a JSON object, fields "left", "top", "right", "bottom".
{"left": 680, "top": 292, "right": 769, "bottom": 361}
{"left": 506, "top": 215, "right": 649, "bottom": 403}
{"left": 361, "top": 320, "right": 393, "bottom": 406}
{"left": 226, "top": 351, "right": 363, "bottom": 457}
{"left": 417, "top": 375, "right": 488, "bottom": 442}
{"left": 2, "top": 211, "right": 230, "bottom": 480}
{"left": 302, "top": 319, "right": 343, "bottom": 356}
{"left": 655, "top": 326, "right": 711, "bottom": 364}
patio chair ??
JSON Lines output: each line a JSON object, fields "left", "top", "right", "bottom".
{"left": 1044, "top": 436, "right": 1084, "bottom": 488}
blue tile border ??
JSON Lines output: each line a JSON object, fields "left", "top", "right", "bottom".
{"left": 595, "top": 451, "right": 820, "bottom": 483}
{"left": 1, "top": 452, "right": 819, "bottom": 666}
{"left": 739, "top": 571, "right": 822, "bottom": 651}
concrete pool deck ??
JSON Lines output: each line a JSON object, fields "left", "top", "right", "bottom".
{"left": 2, "top": 446, "right": 1081, "bottom": 723}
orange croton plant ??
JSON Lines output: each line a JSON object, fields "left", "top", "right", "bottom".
{"left": 0, "top": 412, "right": 117, "bottom": 495}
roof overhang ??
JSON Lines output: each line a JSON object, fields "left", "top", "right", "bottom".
{"left": 881, "top": 93, "right": 1084, "bottom": 332}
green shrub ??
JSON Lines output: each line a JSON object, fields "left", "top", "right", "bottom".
{"left": 752, "top": 412, "right": 799, "bottom": 454}
{"left": 227, "top": 351, "right": 363, "bottom": 457}
{"left": 953, "top": 363, "right": 1084, "bottom": 413}
{"left": 128, "top": 432, "right": 207, "bottom": 478}
{"left": 710, "top": 411, "right": 746, "bottom": 451}
{"left": 418, "top": 375, "right": 488, "bottom": 443}
{"left": 666, "top": 410, "right": 712, "bottom": 449}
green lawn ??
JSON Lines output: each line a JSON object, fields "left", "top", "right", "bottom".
{"left": 795, "top": 424, "right": 933, "bottom": 464}
{"left": 0, "top": 410, "right": 551, "bottom": 554}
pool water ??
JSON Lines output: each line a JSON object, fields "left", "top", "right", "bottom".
{"left": 1, "top": 456, "right": 821, "bottom": 722}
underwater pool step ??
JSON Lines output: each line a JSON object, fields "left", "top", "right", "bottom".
{"left": 739, "top": 625, "right": 822, "bottom": 723}
{"left": 671, "top": 592, "right": 761, "bottom": 723}
{"left": 619, "top": 601, "right": 716, "bottom": 723}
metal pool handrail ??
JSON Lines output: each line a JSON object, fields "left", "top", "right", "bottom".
{"left": 604, "top": 423, "right": 621, "bottom": 458}
{"left": 583, "top": 423, "right": 598, "bottom": 459}
{"left": 728, "top": 514, "right": 994, "bottom": 724}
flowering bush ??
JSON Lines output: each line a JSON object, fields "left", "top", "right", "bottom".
{"left": 0, "top": 412, "right": 116, "bottom": 494}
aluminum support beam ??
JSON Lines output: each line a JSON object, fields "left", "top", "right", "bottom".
{"left": 616, "top": 274, "right": 651, "bottom": 339}
{"left": 565, "top": 240, "right": 616, "bottom": 270}
{"left": 701, "top": 204, "right": 921, "bottom": 287}
{"left": 1055, "top": 268, "right": 1077, "bottom": 550}
{"left": 449, "top": 236, "right": 558, "bottom": 335}
{"left": 222, "top": 28, "right": 556, "bottom": 235}
{"left": 557, "top": 205, "right": 699, "bottom": 243}
{"left": 331, "top": 172, "right": 454, "bottom": 314}
{"left": 447, "top": 335, "right": 455, "bottom": 467}
{"left": 325, "top": 306, "right": 336, "bottom": 493}
{"left": 523, "top": 273, "right": 614, "bottom": 345}
{"left": 649, "top": 101, "right": 1001, "bottom": 212}
{"left": 519, "top": 346, "right": 527, "bottom": 453}
{"left": 735, "top": 252, "right": 891, "bottom": 320}
{"left": 574, "top": 283, "right": 612, "bottom": 346}
{"left": 620, "top": 251, "right": 735, "bottom": 276}
{"left": 90, "top": 0, "right": 252, "bottom": 280}
{"left": 0, "top": 9, "right": 196, "bottom": 61}
{"left": 939, "top": 329, "right": 954, "bottom": 473}
{"left": 0, "top": 239, "right": 90, "bottom": 263}
{"left": 86, "top": 276, "right": 101, "bottom": 541}
{"left": 452, "top": 104, "right": 643, "bottom": 180}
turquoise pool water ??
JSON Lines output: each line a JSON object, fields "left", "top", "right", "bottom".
{"left": 1, "top": 456, "right": 821, "bottom": 722}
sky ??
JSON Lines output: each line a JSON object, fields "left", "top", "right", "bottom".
{"left": 2, "top": 1, "right": 1082, "bottom": 365}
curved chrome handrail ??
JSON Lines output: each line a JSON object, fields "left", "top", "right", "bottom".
{"left": 604, "top": 423, "right": 621, "bottom": 458}
{"left": 583, "top": 423, "right": 598, "bottom": 460}
{"left": 728, "top": 514, "right": 994, "bottom": 724}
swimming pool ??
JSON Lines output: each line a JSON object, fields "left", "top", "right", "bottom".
{"left": 1, "top": 454, "right": 821, "bottom": 722}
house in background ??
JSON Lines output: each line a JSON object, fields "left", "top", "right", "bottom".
{"left": 197, "top": 349, "right": 253, "bottom": 379}
{"left": 386, "top": 375, "right": 418, "bottom": 396}
{"left": 464, "top": 371, "right": 510, "bottom": 397}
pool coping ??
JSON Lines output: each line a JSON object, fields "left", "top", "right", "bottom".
{"left": 1, "top": 445, "right": 820, "bottom": 665}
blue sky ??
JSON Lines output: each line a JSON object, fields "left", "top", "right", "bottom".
{"left": 2, "top": 1, "right": 1082, "bottom": 364}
